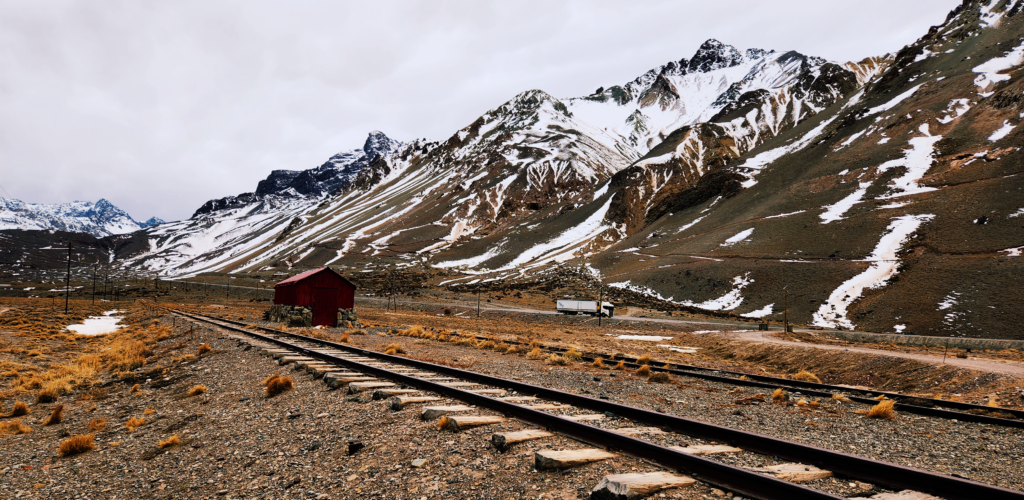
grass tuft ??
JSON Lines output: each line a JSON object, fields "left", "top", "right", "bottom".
{"left": 159, "top": 434, "right": 180, "bottom": 448}
{"left": 772, "top": 388, "right": 788, "bottom": 404}
{"left": 792, "top": 370, "right": 821, "bottom": 383}
{"left": 88, "top": 418, "right": 106, "bottom": 431}
{"left": 144, "top": 407, "right": 155, "bottom": 416}
{"left": 3, "top": 401, "right": 30, "bottom": 417}
{"left": 545, "top": 354, "right": 569, "bottom": 366}
{"left": 526, "top": 347, "right": 545, "bottom": 359}
{"left": 129, "top": 384, "right": 141, "bottom": 394}
{"left": 0, "top": 419, "right": 32, "bottom": 435}
{"left": 831, "top": 393, "right": 852, "bottom": 403}
{"left": 126, "top": 416, "right": 146, "bottom": 431}
{"left": 866, "top": 400, "right": 896, "bottom": 420}
{"left": 636, "top": 354, "right": 652, "bottom": 365}
{"left": 41, "top": 404, "right": 63, "bottom": 426}
{"left": 563, "top": 348, "right": 583, "bottom": 362}
{"left": 613, "top": 360, "right": 627, "bottom": 371}
{"left": 635, "top": 365, "right": 651, "bottom": 377}
{"left": 339, "top": 332, "right": 350, "bottom": 343}
{"left": 36, "top": 389, "right": 59, "bottom": 404}
{"left": 187, "top": 385, "right": 207, "bottom": 396}
{"left": 591, "top": 357, "right": 605, "bottom": 369}
{"left": 58, "top": 434, "right": 95, "bottom": 457}
{"left": 197, "top": 343, "right": 212, "bottom": 356}
{"left": 383, "top": 343, "right": 406, "bottom": 355}
{"left": 265, "top": 374, "right": 294, "bottom": 397}
{"left": 648, "top": 372, "right": 672, "bottom": 384}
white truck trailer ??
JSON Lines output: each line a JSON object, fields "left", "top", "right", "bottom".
{"left": 556, "top": 300, "right": 615, "bottom": 317}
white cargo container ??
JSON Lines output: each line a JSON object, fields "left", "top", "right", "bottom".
{"left": 556, "top": 300, "right": 615, "bottom": 317}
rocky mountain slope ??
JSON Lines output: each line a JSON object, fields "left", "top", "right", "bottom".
{"left": 0, "top": 198, "right": 162, "bottom": 237}
{"left": 107, "top": 0, "right": 1024, "bottom": 338}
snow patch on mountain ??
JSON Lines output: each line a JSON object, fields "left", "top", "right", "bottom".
{"left": 0, "top": 198, "right": 156, "bottom": 237}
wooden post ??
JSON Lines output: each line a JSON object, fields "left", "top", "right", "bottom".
{"left": 64, "top": 241, "right": 71, "bottom": 314}
{"left": 477, "top": 288, "right": 481, "bottom": 317}
{"left": 91, "top": 266, "right": 97, "bottom": 305}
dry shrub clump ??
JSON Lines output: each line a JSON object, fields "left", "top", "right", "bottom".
{"left": 635, "top": 365, "right": 651, "bottom": 377}
{"left": 477, "top": 340, "right": 495, "bottom": 350}
{"left": 58, "top": 434, "right": 95, "bottom": 457}
{"left": 159, "top": 434, "right": 180, "bottom": 448}
{"left": 591, "top": 357, "right": 605, "bottom": 369}
{"left": 0, "top": 419, "right": 32, "bottom": 435}
{"left": 831, "top": 393, "right": 852, "bottom": 403}
{"left": 106, "top": 338, "right": 152, "bottom": 372}
{"left": 88, "top": 418, "right": 106, "bottom": 431}
{"left": 3, "top": 401, "right": 30, "bottom": 418}
{"left": 772, "top": 388, "right": 788, "bottom": 404}
{"left": 613, "top": 360, "right": 627, "bottom": 371}
{"left": 339, "top": 332, "right": 350, "bottom": 343}
{"left": 144, "top": 407, "right": 156, "bottom": 416}
{"left": 636, "top": 354, "right": 652, "bottom": 366}
{"left": 866, "top": 400, "right": 896, "bottom": 420}
{"left": 197, "top": 343, "right": 212, "bottom": 356}
{"left": 187, "top": 385, "right": 207, "bottom": 396}
{"left": 383, "top": 343, "right": 406, "bottom": 355}
{"left": 563, "top": 348, "right": 583, "bottom": 362}
{"left": 792, "top": 370, "right": 821, "bottom": 383}
{"left": 41, "top": 404, "right": 63, "bottom": 426}
{"left": 648, "top": 372, "right": 672, "bottom": 384}
{"left": 264, "top": 374, "right": 294, "bottom": 397}
{"left": 129, "top": 384, "right": 141, "bottom": 394}
{"left": 545, "top": 354, "right": 569, "bottom": 366}
{"left": 36, "top": 388, "right": 59, "bottom": 404}
{"left": 125, "top": 416, "right": 146, "bottom": 431}
{"left": 526, "top": 347, "right": 545, "bottom": 360}
{"left": 402, "top": 325, "right": 424, "bottom": 337}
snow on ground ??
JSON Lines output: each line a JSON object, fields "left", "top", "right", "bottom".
{"left": 937, "top": 98, "right": 971, "bottom": 124}
{"left": 1009, "top": 208, "right": 1024, "bottom": 218}
{"left": 66, "top": 310, "right": 124, "bottom": 336}
{"left": 658, "top": 344, "right": 700, "bottom": 353}
{"left": 989, "top": 120, "right": 1016, "bottom": 142}
{"left": 1002, "top": 246, "right": 1023, "bottom": 257}
{"left": 721, "top": 228, "right": 754, "bottom": 246}
{"left": 764, "top": 210, "right": 805, "bottom": 219}
{"left": 877, "top": 124, "right": 941, "bottom": 199}
{"left": 434, "top": 244, "right": 504, "bottom": 270}
{"left": 938, "top": 292, "right": 960, "bottom": 310}
{"left": 611, "top": 274, "right": 752, "bottom": 312}
{"left": 812, "top": 214, "right": 934, "bottom": 329}
{"left": 735, "top": 115, "right": 838, "bottom": 188}
{"left": 494, "top": 196, "right": 616, "bottom": 271}
{"left": 973, "top": 40, "right": 1024, "bottom": 92}
{"left": 740, "top": 303, "right": 774, "bottom": 318}
{"left": 865, "top": 84, "right": 923, "bottom": 117}
{"left": 820, "top": 182, "right": 870, "bottom": 224}
{"left": 608, "top": 335, "right": 673, "bottom": 341}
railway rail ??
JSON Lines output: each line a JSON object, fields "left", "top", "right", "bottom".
{"left": 168, "top": 307, "right": 1024, "bottom": 500}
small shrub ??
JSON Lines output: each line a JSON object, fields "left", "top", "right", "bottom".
{"left": 955, "top": 351, "right": 968, "bottom": 359}
{"left": 505, "top": 345, "right": 522, "bottom": 354}
{"left": 792, "top": 370, "right": 821, "bottom": 383}
{"left": 0, "top": 419, "right": 32, "bottom": 435}
{"left": 197, "top": 343, "right": 212, "bottom": 356}
{"left": 41, "top": 405, "right": 63, "bottom": 426}
{"left": 383, "top": 343, "right": 406, "bottom": 355}
{"left": 526, "top": 347, "right": 545, "bottom": 359}
{"left": 636, "top": 354, "right": 652, "bottom": 365}
{"left": 563, "top": 348, "right": 583, "bottom": 362}
{"left": 126, "top": 416, "right": 146, "bottom": 431}
{"left": 477, "top": 340, "right": 495, "bottom": 350}
{"left": 36, "top": 389, "right": 59, "bottom": 404}
{"left": 772, "top": 388, "right": 787, "bottom": 404}
{"left": 58, "top": 434, "right": 95, "bottom": 457}
{"left": 635, "top": 365, "right": 651, "bottom": 377}
{"left": 159, "top": 434, "right": 180, "bottom": 448}
{"left": 831, "top": 393, "right": 852, "bottom": 403}
{"left": 494, "top": 341, "right": 509, "bottom": 351}
{"left": 591, "top": 357, "right": 605, "bottom": 369}
{"left": 129, "top": 384, "right": 141, "bottom": 394}
{"left": 648, "top": 372, "right": 672, "bottom": 383}
{"left": 88, "top": 418, "right": 106, "bottom": 431}
{"left": 403, "top": 325, "right": 424, "bottom": 336}
{"left": 866, "top": 400, "right": 896, "bottom": 420}
{"left": 545, "top": 354, "right": 569, "bottom": 366}
{"left": 188, "top": 385, "right": 207, "bottom": 396}
{"left": 265, "top": 374, "right": 294, "bottom": 397}
{"left": 4, "top": 401, "right": 29, "bottom": 417}
{"left": 613, "top": 360, "right": 627, "bottom": 371}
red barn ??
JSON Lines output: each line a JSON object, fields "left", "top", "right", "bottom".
{"left": 273, "top": 267, "right": 356, "bottom": 327}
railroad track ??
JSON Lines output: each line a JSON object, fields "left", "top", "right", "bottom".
{"left": 447, "top": 333, "right": 1024, "bottom": 428}
{"left": 168, "top": 308, "right": 1024, "bottom": 500}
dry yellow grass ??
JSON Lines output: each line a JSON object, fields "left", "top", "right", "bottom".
{"left": 866, "top": 400, "right": 896, "bottom": 420}
{"left": 648, "top": 372, "right": 672, "bottom": 383}
{"left": 197, "top": 343, "right": 212, "bottom": 356}
{"left": 636, "top": 354, "right": 652, "bottom": 365}
{"left": 58, "top": 434, "right": 94, "bottom": 457}
{"left": 635, "top": 365, "right": 651, "bottom": 377}
{"left": 772, "top": 388, "right": 787, "bottom": 404}
{"left": 831, "top": 393, "right": 852, "bottom": 403}
{"left": 105, "top": 338, "right": 151, "bottom": 372}
{"left": 476, "top": 340, "right": 495, "bottom": 350}
{"left": 129, "top": 384, "right": 141, "bottom": 394}
{"left": 35, "top": 388, "right": 59, "bottom": 403}
{"left": 0, "top": 419, "right": 32, "bottom": 435}
{"left": 125, "top": 416, "right": 146, "bottom": 431}
{"left": 144, "top": 407, "right": 155, "bottom": 416}
{"left": 383, "top": 343, "right": 406, "bottom": 355}
{"left": 873, "top": 394, "right": 887, "bottom": 401}
{"left": 88, "top": 418, "right": 106, "bottom": 431}
{"left": 339, "top": 332, "right": 350, "bottom": 343}
{"left": 158, "top": 434, "right": 180, "bottom": 448}
{"left": 402, "top": 325, "right": 424, "bottom": 336}
{"left": 792, "top": 370, "right": 821, "bottom": 383}
{"left": 526, "top": 347, "right": 545, "bottom": 359}
{"left": 187, "top": 385, "right": 207, "bottom": 396}
{"left": 2, "top": 401, "right": 29, "bottom": 417}
{"left": 987, "top": 397, "right": 1000, "bottom": 408}
{"left": 563, "top": 348, "right": 583, "bottom": 362}
{"left": 613, "top": 360, "right": 627, "bottom": 371}
{"left": 264, "top": 374, "right": 294, "bottom": 397}
{"left": 591, "top": 357, "right": 605, "bottom": 369}
{"left": 545, "top": 354, "right": 569, "bottom": 366}
{"left": 41, "top": 404, "right": 63, "bottom": 426}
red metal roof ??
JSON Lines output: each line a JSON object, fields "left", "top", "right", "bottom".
{"left": 274, "top": 267, "right": 340, "bottom": 287}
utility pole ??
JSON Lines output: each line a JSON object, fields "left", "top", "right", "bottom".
{"left": 64, "top": 241, "right": 72, "bottom": 314}
{"left": 91, "top": 266, "right": 97, "bottom": 305}
{"left": 783, "top": 287, "right": 789, "bottom": 334}
{"left": 477, "top": 288, "right": 481, "bottom": 318}
{"left": 598, "top": 285, "right": 603, "bottom": 327}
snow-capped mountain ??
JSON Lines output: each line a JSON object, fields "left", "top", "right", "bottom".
{"left": 0, "top": 198, "right": 162, "bottom": 237}
{"left": 109, "top": 0, "right": 1024, "bottom": 338}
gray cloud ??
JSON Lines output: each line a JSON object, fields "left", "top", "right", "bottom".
{"left": 0, "top": 0, "right": 959, "bottom": 221}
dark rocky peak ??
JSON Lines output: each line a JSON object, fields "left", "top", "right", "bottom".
{"left": 362, "top": 130, "right": 400, "bottom": 158}
{"left": 745, "top": 48, "right": 770, "bottom": 60}
{"left": 192, "top": 193, "right": 261, "bottom": 218}
{"left": 688, "top": 39, "right": 744, "bottom": 73}
{"left": 140, "top": 217, "right": 165, "bottom": 228}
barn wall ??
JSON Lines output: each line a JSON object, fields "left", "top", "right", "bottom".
{"left": 273, "top": 269, "right": 356, "bottom": 309}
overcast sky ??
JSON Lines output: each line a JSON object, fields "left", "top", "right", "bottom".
{"left": 0, "top": 0, "right": 960, "bottom": 222}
